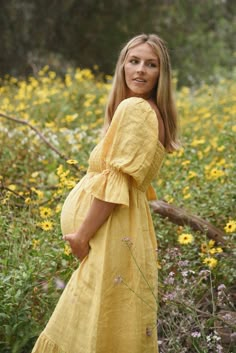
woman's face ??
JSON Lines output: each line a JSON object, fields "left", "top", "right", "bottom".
{"left": 124, "top": 43, "right": 159, "bottom": 100}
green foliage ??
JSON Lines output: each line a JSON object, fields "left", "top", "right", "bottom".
{"left": 0, "top": 67, "right": 235, "bottom": 352}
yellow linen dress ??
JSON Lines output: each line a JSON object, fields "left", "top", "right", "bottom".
{"left": 32, "top": 97, "right": 165, "bottom": 353}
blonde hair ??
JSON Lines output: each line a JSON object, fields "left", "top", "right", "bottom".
{"left": 105, "top": 33, "right": 179, "bottom": 152}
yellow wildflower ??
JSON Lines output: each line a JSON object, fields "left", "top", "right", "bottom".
{"left": 45, "top": 122, "right": 56, "bottom": 129}
{"left": 188, "top": 171, "right": 197, "bottom": 179}
{"left": 1, "top": 198, "right": 9, "bottom": 205}
{"left": 217, "top": 146, "right": 225, "bottom": 152}
{"left": 203, "top": 257, "right": 218, "bottom": 269}
{"left": 81, "top": 69, "right": 94, "bottom": 80}
{"left": 32, "top": 239, "right": 40, "bottom": 250}
{"left": 200, "top": 240, "right": 221, "bottom": 255}
{"left": 31, "top": 171, "right": 39, "bottom": 178}
{"left": 31, "top": 187, "right": 44, "bottom": 199}
{"left": 181, "top": 160, "right": 190, "bottom": 166}
{"left": 39, "top": 220, "right": 54, "bottom": 231}
{"left": 215, "top": 247, "right": 223, "bottom": 253}
{"left": 25, "top": 197, "right": 32, "bottom": 205}
{"left": 177, "top": 226, "right": 183, "bottom": 234}
{"left": 182, "top": 186, "right": 189, "bottom": 194}
{"left": 209, "top": 240, "right": 215, "bottom": 248}
{"left": 183, "top": 193, "right": 191, "bottom": 200}
{"left": 95, "top": 109, "right": 102, "bottom": 115}
{"left": 191, "top": 138, "right": 205, "bottom": 146}
{"left": 204, "top": 146, "right": 211, "bottom": 154}
{"left": 207, "top": 168, "right": 225, "bottom": 180}
{"left": 217, "top": 158, "right": 227, "bottom": 166}
{"left": 65, "top": 74, "right": 72, "bottom": 87}
{"left": 64, "top": 244, "right": 71, "bottom": 256}
{"left": 178, "top": 233, "right": 194, "bottom": 245}
{"left": 8, "top": 184, "right": 17, "bottom": 191}
{"left": 39, "top": 207, "right": 52, "bottom": 219}
{"left": 64, "top": 180, "right": 76, "bottom": 189}
{"left": 66, "top": 159, "right": 78, "bottom": 165}
{"left": 49, "top": 71, "right": 56, "bottom": 80}
{"left": 55, "top": 204, "right": 62, "bottom": 213}
{"left": 57, "top": 165, "right": 64, "bottom": 176}
{"left": 164, "top": 195, "right": 174, "bottom": 203}
{"left": 201, "top": 243, "right": 208, "bottom": 253}
{"left": 224, "top": 220, "right": 236, "bottom": 233}
{"left": 65, "top": 114, "right": 78, "bottom": 123}
{"left": 197, "top": 151, "right": 203, "bottom": 160}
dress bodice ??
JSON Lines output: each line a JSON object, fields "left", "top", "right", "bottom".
{"left": 88, "top": 138, "right": 165, "bottom": 193}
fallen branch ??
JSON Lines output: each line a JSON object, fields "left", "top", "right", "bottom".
{"left": 0, "top": 112, "right": 80, "bottom": 172}
{"left": 150, "top": 200, "right": 226, "bottom": 244}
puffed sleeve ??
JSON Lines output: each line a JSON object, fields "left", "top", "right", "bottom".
{"left": 84, "top": 97, "right": 159, "bottom": 206}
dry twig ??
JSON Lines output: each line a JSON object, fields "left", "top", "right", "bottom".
{"left": 0, "top": 112, "right": 80, "bottom": 171}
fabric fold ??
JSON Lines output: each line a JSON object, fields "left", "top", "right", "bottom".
{"left": 32, "top": 332, "right": 66, "bottom": 353}
{"left": 84, "top": 168, "right": 130, "bottom": 206}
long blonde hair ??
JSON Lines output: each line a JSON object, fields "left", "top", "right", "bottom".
{"left": 105, "top": 33, "right": 179, "bottom": 152}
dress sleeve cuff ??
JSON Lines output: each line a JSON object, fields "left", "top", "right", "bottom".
{"left": 83, "top": 168, "right": 130, "bottom": 206}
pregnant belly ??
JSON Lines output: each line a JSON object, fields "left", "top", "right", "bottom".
{"left": 60, "top": 177, "right": 93, "bottom": 235}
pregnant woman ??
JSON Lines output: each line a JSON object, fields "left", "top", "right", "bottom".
{"left": 32, "top": 33, "right": 178, "bottom": 353}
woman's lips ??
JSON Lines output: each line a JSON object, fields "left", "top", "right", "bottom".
{"left": 133, "top": 78, "right": 146, "bottom": 82}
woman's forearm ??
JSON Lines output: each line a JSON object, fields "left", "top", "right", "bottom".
{"left": 63, "top": 198, "right": 117, "bottom": 260}
{"left": 76, "top": 197, "right": 117, "bottom": 243}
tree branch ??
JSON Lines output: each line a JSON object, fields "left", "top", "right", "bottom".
{"left": 0, "top": 112, "right": 80, "bottom": 171}
{"left": 150, "top": 200, "right": 226, "bottom": 244}
{"left": 0, "top": 185, "right": 26, "bottom": 200}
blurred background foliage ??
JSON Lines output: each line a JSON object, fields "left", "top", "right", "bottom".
{"left": 0, "top": 0, "right": 235, "bottom": 86}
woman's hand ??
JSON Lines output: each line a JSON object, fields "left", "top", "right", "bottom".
{"left": 63, "top": 198, "right": 116, "bottom": 261}
{"left": 63, "top": 233, "right": 90, "bottom": 261}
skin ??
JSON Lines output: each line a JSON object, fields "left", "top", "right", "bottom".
{"left": 64, "top": 42, "right": 163, "bottom": 261}
{"left": 124, "top": 42, "right": 159, "bottom": 101}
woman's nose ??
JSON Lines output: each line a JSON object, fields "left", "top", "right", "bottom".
{"left": 136, "top": 62, "right": 145, "bottom": 73}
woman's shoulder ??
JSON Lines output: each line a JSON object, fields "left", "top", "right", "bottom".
{"left": 113, "top": 97, "right": 159, "bottom": 132}
{"left": 119, "top": 97, "right": 166, "bottom": 147}
{"left": 117, "top": 97, "right": 154, "bottom": 112}
{"left": 115, "top": 98, "right": 158, "bottom": 126}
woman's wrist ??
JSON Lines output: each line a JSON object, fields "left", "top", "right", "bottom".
{"left": 75, "top": 226, "right": 91, "bottom": 245}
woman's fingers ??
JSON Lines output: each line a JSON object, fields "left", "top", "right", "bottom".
{"left": 63, "top": 233, "right": 90, "bottom": 260}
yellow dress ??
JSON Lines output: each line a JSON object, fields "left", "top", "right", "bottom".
{"left": 32, "top": 97, "right": 165, "bottom": 353}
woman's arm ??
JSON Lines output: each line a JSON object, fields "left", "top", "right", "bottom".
{"left": 63, "top": 198, "right": 117, "bottom": 260}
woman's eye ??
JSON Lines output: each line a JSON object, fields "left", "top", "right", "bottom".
{"left": 130, "top": 59, "right": 138, "bottom": 64}
{"left": 147, "top": 63, "right": 157, "bottom": 68}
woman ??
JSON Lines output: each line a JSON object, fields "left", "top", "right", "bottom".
{"left": 32, "top": 33, "right": 178, "bottom": 353}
